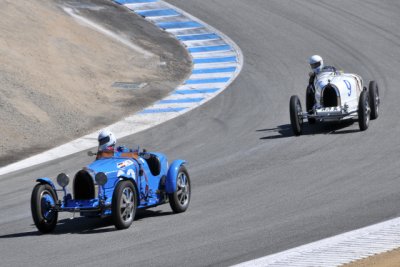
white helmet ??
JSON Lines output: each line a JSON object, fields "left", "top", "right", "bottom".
{"left": 98, "top": 129, "right": 116, "bottom": 151}
{"left": 309, "top": 55, "right": 324, "bottom": 74}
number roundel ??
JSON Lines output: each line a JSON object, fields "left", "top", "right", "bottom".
{"left": 344, "top": 80, "right": 352, "bottom": 96}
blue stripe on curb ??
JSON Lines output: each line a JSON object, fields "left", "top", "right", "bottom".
{"left": 158, "top": 98, "right": 204, "bottom": 104}
{"left": 188, "top": 45, "right": 231, "bottom": 53}
{"left": 136, "top": 9, "right": 179, "bottom": 17}
{"left": 174, "top": 88, "right": 220, "bottom": 94}
{"left": 192, "top": 67, "right": 236, "bottom": 74}
{"left": 109, "top": 0, "right": 241, "bottom": 117}
{"left": 140, "top": 107, "right": 187, "bottom": 114}
{"left": 185, "top": 77, "right": 230, "bottom": 84}
{"left": 193, "top": 56, "right": 237, "bottom": 64}
{"left": 157, "top": 21, "right": 203, "bottom": 30}
{"left": 115, "top": 0, "right": 158, "bottom": 4}
{"left": 177, "top": 33, "right": 220, "bottom": 41}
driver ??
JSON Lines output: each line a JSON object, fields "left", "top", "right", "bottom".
{"left": 306, "top": 55, "right": 337, "bottom": 112}
{"left": 98, "top": 129, "right": 117, "bottom": 152}
{"left": 308, "top": 55, "right": 338, "bottom": 87}
{"left": 97, "top": 129, "right": 131, "bottom": 157}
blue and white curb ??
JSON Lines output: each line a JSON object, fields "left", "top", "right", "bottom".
{"left": 117, "top": 0, "right": 242, "bottom": 115}
{"left": 0, "top": 0, "right": 242, "bottom": 175}
{"left": 233, "top": 217, "right": 400, "bottom": 267}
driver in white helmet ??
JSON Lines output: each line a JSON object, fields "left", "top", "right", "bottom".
{"left": 308, "top": 55, "right": 338, "bottom": 85}
{"left": 98, "top": 129, "right": 117, "bottom": 152}
{"left": 306, "top": 55, "right": 337, "bottom": 112}
{"left": 97, "top": 129, "right": 131, "bottom": 158}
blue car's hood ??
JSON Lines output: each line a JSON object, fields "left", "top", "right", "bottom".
{"left": 86, "top": 157, "right": 138, "bottom": 177}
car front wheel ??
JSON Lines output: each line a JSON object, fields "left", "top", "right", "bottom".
{"left": 31, "top": 183, "right": 58, "bottom": 233}
{"left": 358, "top": 90, "right": 370, "bottom": 131}
{"left": 289, "top": 95, "right": 303, "bottom": 135}
{"left": 112, "top": 180, "right": 137, "bottom": 230}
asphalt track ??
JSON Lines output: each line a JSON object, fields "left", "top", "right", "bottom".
{"left": 1, "top": 1, "right": 400, "bottom": 266}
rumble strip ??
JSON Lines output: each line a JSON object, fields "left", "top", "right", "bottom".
{"left": 233, "top": 217, "right": 400, "bottom": 267}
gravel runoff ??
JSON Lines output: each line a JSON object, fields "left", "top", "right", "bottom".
{"left": 0, "top": 0, "right": 191, "bottom": 166}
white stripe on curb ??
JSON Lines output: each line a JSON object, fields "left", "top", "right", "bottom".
{"left": 63, "top": 7, "right": 155, "bottom": 58}
{"left": 233, "top": 217, "right": 400, "bottom": 267}
{"left": 0, "top": 0, "right": 243, "bottom": 175}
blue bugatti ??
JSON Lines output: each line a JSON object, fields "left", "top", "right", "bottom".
{"left": 30, "top": 148, "right": 191, "bottom": 233}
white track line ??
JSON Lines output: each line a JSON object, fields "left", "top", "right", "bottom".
{"left": 63, "top": 7, "right": 155, "bottom": 58}
{"left": 233, "top": 217, "right": 400, "bottom": 267}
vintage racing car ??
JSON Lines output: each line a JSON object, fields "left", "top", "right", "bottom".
{"left": 30, "top": 148, "right": 191, "bottom": 233}
{"left": 289, "top": 67, "right": 380, "bottom": 135}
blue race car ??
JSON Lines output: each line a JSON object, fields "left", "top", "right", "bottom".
{"left": 30, "top": 148, "right": 191, "bottom": 233}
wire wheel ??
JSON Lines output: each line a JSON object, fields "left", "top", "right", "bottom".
{"left": 120, "top": 187, "right": 135, "bottom": 222}
{"left": 169, "top": 165, "right": 191, "bottom": 213}
{"left": 290, "top": 95, "right": 303, "bottom": 135}
{"left": 112, "top": 181, "right": 137, "bottom": 230}
{"left": 176, "top": 172, "right": 190, "bottom": 206}
{"left": 31, "top": 183, "right": 58, "bottom": 233}
{"left": 358, "top": 90, "right": 370, "bottom": 131}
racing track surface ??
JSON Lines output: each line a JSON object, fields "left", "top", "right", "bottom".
{"left": 1, "top": 1, "right": 400, "bottom": 266}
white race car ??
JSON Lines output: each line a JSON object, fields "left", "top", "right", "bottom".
{"left": 289, "top": 67, "right": 380, "bottom": 135}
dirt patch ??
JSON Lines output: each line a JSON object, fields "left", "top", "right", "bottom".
{"left": 0, "top": 0, "right": 191, "bottom": 166}
{"left": 342, "top": 248, "right": 400, "bottom": 267}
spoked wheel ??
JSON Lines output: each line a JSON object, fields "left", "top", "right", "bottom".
{"left": 112, "top": 180, "right": 137, "bottom": 230}
{"left": 289, "top": 95, "right": 304, "bottom": 135}
{"left": 369, "top": 81, "right": 380, "bottom": 120}
{"left": 31, "top": 183, "right": 58, "bottom": 233}
{"left": 358, "top": 90, "right": 370, "bottom": 131}
{"left": 169, "top": 165, "right": 191, "bottom": 213}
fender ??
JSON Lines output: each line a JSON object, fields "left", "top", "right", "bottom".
{"left": 166, "top": 160, "right": 186, "bottom": 194}
{"left": 36, "top": 177, "right": 57, "bottom": 191}
{"left": 36, "top": 178, "right": 59, "bottom": 200}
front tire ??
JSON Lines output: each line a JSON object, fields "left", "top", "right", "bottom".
{"left": 112, "top": 180, "right": 137, "bottom": 230}
{"left": 358, "top": 90, "right": 370, "bottom": 131}
{"left": 289, "top": 95, "right": 303, "bottom": 135}
{"left": 169, "top": 165, "right": 191, "bottom": 213}
{"left": 369, "top": 81, "right": 380, "bottom": 120}
{"left": 31, "top": 183, "right": 58, "bottom": 233}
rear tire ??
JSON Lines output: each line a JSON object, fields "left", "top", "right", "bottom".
{"left": 290, "top": 95, "right": 303, "bottom": 135}
{"left": 369, "top": 81, "right": 380, "bottom": 120}
{"left": 112, "top": 180, "right": 137, "bottom": 230}
{"left": 358, "top": 90, "right": 370, "bottom": 131}
{"left": 169, "top": 165, "right": 191, "bottom": 213}
{"left": 31, "top": 183, "right": 58, "bottom": 233}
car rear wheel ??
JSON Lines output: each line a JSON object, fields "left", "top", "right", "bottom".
{"left": 290, "top": 95, "right": 303, "bottom": 135}
{"left": 112, "top": 180, "right": 137, "bottom": 230}
{"left": 369, "top": 81, "right": 380, "bottom": 120}
{"left": 358, "top": 90, "right": 370, "bottom": 131}
{"left": 31, "top": 183, "right": 58, "bottom": 233}
{"left": 169, "top": 165, "right": 191, "bottom": 213}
